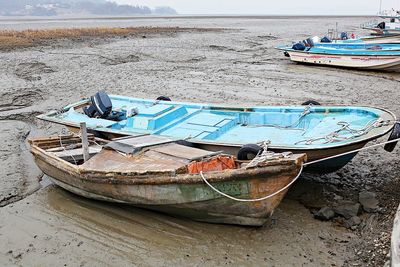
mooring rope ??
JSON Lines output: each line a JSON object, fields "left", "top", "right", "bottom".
{"left": 200, "top": 136, "right": 400, "bottom": 203}
{"left": 200, "top": 164, "right": 304, "bottom": 203}
{"left": 295, "top": 118, "right": 392, "bottom": 145}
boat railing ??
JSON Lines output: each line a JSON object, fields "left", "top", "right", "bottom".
{"left": 378, "top": 9, "right": 400, "bottom": 19}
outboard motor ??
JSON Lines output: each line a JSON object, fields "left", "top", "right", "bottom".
{"left": 84, "top": 91, "right": 112, "bottom": 119}
{"left": 292, "top": 42, "right": 306, "bottom": 51}
{"left": 320, "top": 36, "right": 332, "bottom": 43}
{"left": 378, "top": 22, "right": 386, "bottom": 29}
{"left": 306, "top": 38, "right": 314, "bottom": 47}
{"left": 340, "top": 32, "right": 348, "bottom": 40}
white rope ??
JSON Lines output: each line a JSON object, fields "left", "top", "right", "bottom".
{"left": 199, "top": 165, "right": 304, "bottom": 203}
{"left": 295, "top": 118, "right": 393, "bottom": 145}
{"left": 199, "top": 136, "right": 400, "bottom": 203}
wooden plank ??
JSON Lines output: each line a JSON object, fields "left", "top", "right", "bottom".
{"left": 80, "top": 122, "right": 90, "bottom": 162}
{"left": 53, "top": 146, "right": 102, "bottom": 162}
{"left": 81, "top": 149, "right": 186, "bottom": 172}
{"left": 151, "top": 143, "right": 221, "bottom": 161}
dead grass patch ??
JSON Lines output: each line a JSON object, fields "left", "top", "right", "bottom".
{"left": 0, "top": 27, "right": 217, "bottom": 50}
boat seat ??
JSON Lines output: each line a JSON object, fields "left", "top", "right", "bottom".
{"left": 53, "top": 146, "right": 102, "bottom": 162}
{"left": 159, "top": 113, "right": 237, "bottom": 140}
{"left": 125, "top": 106, "right": 188, "bottom": 131}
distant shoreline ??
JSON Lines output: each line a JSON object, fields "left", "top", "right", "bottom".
{"left": 0, "top": 14, "right": 376, "bottom": 22}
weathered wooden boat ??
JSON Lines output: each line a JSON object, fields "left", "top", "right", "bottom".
{"left": 276, "top": 44, "right": 400, "bottom": 71}
{"left": 29, "top": 134, "right": 306, "bottom": 226}
{"left": 37, "top": 92, "right": 397, "bottom": 173}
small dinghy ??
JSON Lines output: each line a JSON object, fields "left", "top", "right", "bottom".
{"left": 29, "top": 134, "right": 306, "bottom": 226}
{"left": 276, "top": 43, "right": 400, "bottom": 71}
{"left": 37, "top": 92, "right": 397, "bottom": 173}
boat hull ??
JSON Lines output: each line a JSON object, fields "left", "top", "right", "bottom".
{"left": 369, "top": 28, "right": 400, "bottom": 36}
{"left": 287, "top": 51, "right": 400, "bottom": 71}
{"left": 361, "top": 35, "right": 400, "bottom": 44}
{"left": 32, "top": 147, "right": 301, "bottom": 226}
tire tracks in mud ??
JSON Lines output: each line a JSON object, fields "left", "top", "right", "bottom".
{"left": 0, "top": 121, "right": 43, "bottom": 207}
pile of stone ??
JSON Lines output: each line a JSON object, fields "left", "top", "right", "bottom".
{"left": 314, "top": 191, "right": 380, "bottom": 229}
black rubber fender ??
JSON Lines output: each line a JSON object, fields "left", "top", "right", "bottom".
{"left": 384, "top": 122, "right": 400, "bottom": 152}
{"left": 302, "top": 100, "right": 321, "bottom": 106}
{"left": 237, "top": 144, "right": 263, "bottom": 160}
{"left": 156, "top": 96, "right": 172, "bottom": 101}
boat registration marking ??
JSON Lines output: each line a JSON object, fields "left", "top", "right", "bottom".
{"left": 350, "top": 57, "right": 397, "bottom": 61}
{"left": 292, "top": 54, "right": 341, "bottom": 59}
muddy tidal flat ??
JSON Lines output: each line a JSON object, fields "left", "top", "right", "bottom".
{"left": 0, "top": 16, "right": 399, "bottom": 266}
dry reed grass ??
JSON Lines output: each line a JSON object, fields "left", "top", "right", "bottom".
{"left": 0, "top": 27, "right": 202, "bottom": 50}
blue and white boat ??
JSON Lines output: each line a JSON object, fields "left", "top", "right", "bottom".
{"left": 37, "top": 92, "right": 397, "bottom": 173}
{"left": 362, "top": 10, "right": 400, "bottom": 36}
{"left": 276, "top": 43, "right": 400, "bottom": 71}
{"left": 314, "top": 42, "right": 400, "bottom": 51}
{"left": 358, "top": 34, "right": 400, "bottom": 44}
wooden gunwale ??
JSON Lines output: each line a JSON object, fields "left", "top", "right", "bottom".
{"left": 30, "top": 142, "right": 305, "bottom": 186}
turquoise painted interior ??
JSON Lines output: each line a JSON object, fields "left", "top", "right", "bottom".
{"left": 55, "top": 95, "right": 389, "bottom": 149}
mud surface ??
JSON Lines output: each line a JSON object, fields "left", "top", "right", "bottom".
{"left": 0, "top": 16, "right": 399, "bottom": 266}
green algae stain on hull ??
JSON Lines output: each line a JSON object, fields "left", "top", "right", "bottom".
{"left": 178, "top": 180, "right": 250, "bottom": 202}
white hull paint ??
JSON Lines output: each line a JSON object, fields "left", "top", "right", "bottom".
{"left": 369, "top": 28, "right": 400, "bottom": 36}
{"left": 288, "top": 51, "right": 400, "bottom": 71}
{"left": 361, "top": 35, "right": 400, "bottom": 44}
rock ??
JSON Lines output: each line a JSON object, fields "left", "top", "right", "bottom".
{"left": 345, "top": 216, "right": 362, "bottom": 229}
{"left": 286, "top": 180, "right": 328, "bottom": 209}
{"left": 359, "top": 191, "right": 379, "bottom": 213}
{"left": 314, "top": 207, "right": 335, "bottom": 221}
{"left": 334, "top": 202, "right": 361, "bottom": 219}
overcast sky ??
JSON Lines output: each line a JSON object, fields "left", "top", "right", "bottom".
{"left": 114, "top": 0, "right": 400, "bottom": 15}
